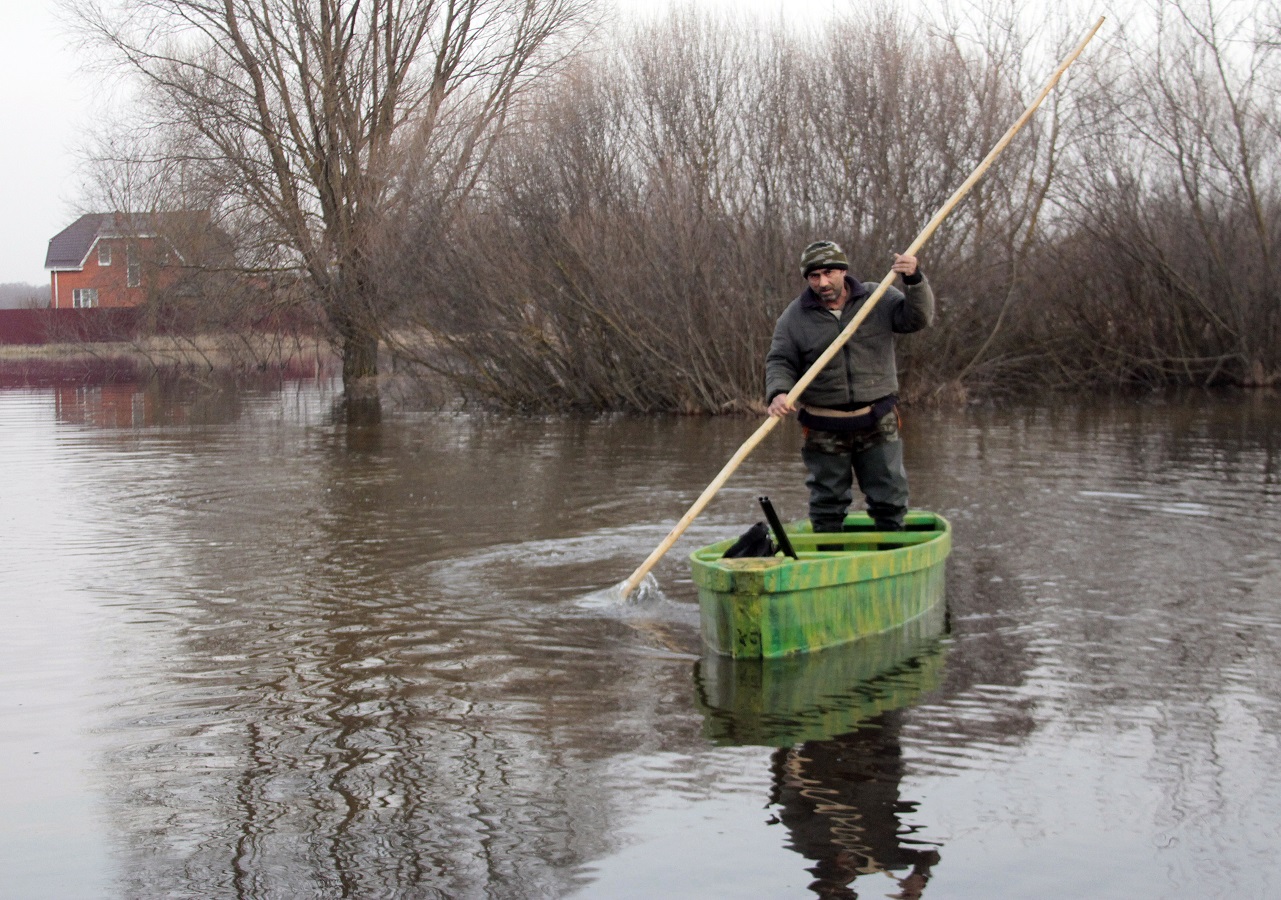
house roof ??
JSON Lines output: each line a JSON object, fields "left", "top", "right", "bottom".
{"left": 46, "top": 214, "right": 106, "bottom": 270}
{"left": 44, "top": 212, "right": 167, "bottom": 271}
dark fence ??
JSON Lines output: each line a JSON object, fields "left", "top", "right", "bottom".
{"left": 0, "top": 308, "right": 143, "bottom": 345}
{"left": 0, "top": 306, "right": 324, "bottom": 346}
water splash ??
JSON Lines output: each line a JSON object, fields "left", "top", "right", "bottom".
{"left": 575, "top": 573, "right": 664, "bottom": 611}
{"left": 573, "top": 574, "right": 701, "bottom": 656}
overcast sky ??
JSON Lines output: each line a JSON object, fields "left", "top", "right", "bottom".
{"left": 0, "top": 0, "right": 948, "bottom": 286}
{"left": 2, "top": 0, "right": 88, "bottom": 285}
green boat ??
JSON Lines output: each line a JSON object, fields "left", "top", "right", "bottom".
{"left": 690, "top": 509, "right": 951, "bottom": 659}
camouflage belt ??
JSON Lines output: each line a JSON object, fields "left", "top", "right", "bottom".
{"left": 797, "top": 395, "right": 898, "bottom": 434}
{"left": 800, "top": 403, "right": 873, "bottom": 418}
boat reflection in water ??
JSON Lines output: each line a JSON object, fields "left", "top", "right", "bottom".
{"left": 694, "top": 604, "right": 948, "bottom": 899}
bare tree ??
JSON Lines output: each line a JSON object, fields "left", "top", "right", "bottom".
{"left": 387, "top": 6, "right": 1061, "bottom": 412}
{"left": 259, "top": 2, "right": 1279, "bottom": 410}
{"left": 71, "top": 0, "right": 593, "bottom": 414}
{"left": 1040, "top": 0, "right": 1281, "bottom": 387}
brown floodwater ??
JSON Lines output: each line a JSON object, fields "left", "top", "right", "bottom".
{"left": 2, "top": 380, "right": 1279, "bottom": 898}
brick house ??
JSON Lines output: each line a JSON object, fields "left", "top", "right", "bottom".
{"left": 43, "top": 212, "right": 208, "bottom": 309}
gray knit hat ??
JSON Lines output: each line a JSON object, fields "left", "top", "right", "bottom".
{"left": 800, "top": 240, "right": 849, "bottom": 276}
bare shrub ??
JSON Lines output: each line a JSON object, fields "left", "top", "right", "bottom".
{"left": 392, "top": 7, "right": 1059, "bottom": 411}
{"left": 73, "top": 0, "right": 595, "bottom": 411}
{"left": 1029, "top": 0, "right": 1281, "bottom": 387}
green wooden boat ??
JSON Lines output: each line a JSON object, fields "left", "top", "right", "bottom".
{"left": 690, "top": 509, "right": 951, "bottom": 659}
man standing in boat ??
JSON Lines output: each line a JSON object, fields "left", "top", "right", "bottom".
{"left": 765, "top": 240, "right": 934, "bottom": 532}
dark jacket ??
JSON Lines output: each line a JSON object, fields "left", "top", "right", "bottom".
{"left": 765, "top": 273, "right": 934, "bottom": 407}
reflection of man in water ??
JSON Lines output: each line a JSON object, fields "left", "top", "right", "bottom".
{"left": 768, "top": 710, "right": 941, "bottom": 898}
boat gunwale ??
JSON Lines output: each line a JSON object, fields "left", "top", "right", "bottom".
{"left": 689, "top": 512, "right": 951, "bottom": 594}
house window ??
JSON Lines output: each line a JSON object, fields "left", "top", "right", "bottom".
{"left": 72, "top": 288, "right": 99, "bottom": 308}
{"left": 98, "top": 243, "right": 112, "bottom": 266}
{"left": 127, "top": 245, "right": 141, "bottom": 288}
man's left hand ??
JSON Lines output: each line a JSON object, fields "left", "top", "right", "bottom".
{"left": 891, "top": 253, "right": 918, "bottom": 276}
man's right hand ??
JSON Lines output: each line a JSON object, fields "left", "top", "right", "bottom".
{"left": 768, "top": 393, "right": 795, "bottom": 417}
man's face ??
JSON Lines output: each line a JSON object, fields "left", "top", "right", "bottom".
{"left": 807, "top": 267, "right": 847, "bottom": 305}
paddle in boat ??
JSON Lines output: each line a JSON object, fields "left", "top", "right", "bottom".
{"left": 690, "top": 498, "right": 951, "bottom": 659}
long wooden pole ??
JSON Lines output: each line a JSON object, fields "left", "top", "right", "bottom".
{"left": 620, "top": 17, "right": 1105, "bottom": 599}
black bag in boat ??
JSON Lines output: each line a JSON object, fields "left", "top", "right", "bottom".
{"left": 721, "top": 521, "right": 776, "bottom": 558}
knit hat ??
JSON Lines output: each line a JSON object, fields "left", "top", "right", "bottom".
{"left": 800, "top": 240, "right": 849, "bottom": 277}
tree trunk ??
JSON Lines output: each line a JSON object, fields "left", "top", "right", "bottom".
{"left": 338, "top": 322, "right": 381, "bottom": 425}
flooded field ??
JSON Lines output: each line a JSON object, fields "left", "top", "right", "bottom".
{"left": 2, "top": 380, "right": 1279, "bottom": 898}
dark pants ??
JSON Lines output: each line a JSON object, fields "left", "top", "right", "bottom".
{"left": 801, "top": 411, "right": 908, "bottom": 532}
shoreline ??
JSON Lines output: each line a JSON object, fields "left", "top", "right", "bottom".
{"left": 0, "top": 336, "right": 339, "bottom": 386}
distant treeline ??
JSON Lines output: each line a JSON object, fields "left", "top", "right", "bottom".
{"left": 0, "top": 283, "right": 45, "bottom": 310}
{"left": 78, "top": 1, "right": 1280, "bottom": 412}
{"left": 386, "top": 6, "right": 1279, "bottom": 411}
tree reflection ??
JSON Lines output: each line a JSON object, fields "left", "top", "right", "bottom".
{"left": 86, "top": 403, "right": 706, "bottom": 897}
